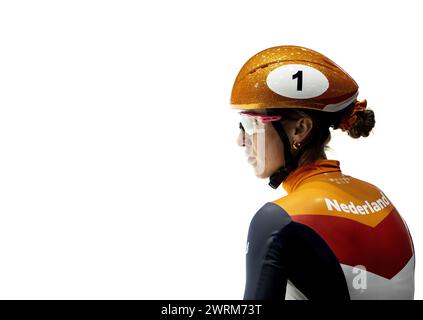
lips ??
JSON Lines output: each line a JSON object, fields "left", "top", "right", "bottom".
{"left": 248, "top": 156, "right": 256, "bottom": 165}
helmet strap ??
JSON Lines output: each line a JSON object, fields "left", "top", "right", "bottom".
{"left": 268, "top": 121, "right": 303, "bottom": 189}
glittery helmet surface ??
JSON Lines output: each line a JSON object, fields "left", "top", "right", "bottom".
{"left": 230, "top": 45, "right": 359, "bottom": 112}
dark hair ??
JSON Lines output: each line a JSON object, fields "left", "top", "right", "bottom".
{"left": 267, "top": 104, "right": 376, "bottom": 167}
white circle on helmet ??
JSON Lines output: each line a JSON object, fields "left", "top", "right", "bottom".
{"left": 266, "top": 64, "right": 329, "bottom": 99}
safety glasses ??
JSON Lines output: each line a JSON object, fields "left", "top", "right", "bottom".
{"left": 239, "top": 112, "right": 282, "bottom": 135}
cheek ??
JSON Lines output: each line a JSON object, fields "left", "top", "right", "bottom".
{"left": 265, "top": 132, "right": 285, "bottom": 167}
{"left": 250, "top": 134, "right": 258, "bottom": 154}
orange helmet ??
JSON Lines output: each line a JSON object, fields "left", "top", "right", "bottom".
{"left": 231, "top": 45, "right": 358, "bottom": 112}
{"left": 231, "top": 45, "right": 364, "bottom": 189}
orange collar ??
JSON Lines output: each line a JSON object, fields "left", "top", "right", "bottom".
{"left": 282, "top": 159, "right": 341, "bottom": 194}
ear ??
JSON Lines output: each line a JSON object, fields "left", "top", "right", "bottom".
{"left": 293, "top": 117, "right": 313, "bottom": 143}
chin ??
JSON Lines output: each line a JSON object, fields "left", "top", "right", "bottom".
{"left": 253, "top": 167, "right": 270, "bottom": 179}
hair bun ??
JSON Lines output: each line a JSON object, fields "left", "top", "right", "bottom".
{"left": 348, "top": 109, "right": 375, "bottom": 138}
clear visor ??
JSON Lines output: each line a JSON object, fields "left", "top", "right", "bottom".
{"left": 239, "top": 113, "right": 262, "bottom": 136}
{"left": 238, "top": 112, "right": 274, "bottom": 178}
{"left": 239, "top": 112, "right": 282, "bottom": 135}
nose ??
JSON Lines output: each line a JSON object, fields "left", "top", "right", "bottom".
{"left": 237, "top": 129, "right": 245, "bottom": 147}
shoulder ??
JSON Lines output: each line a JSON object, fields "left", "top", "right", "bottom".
{"left": 247, "top": 202, "right": 346, "bottom": 269}
{"left": 246, "top": 202, "right": 292, "bottom": 244}
{"left": 251, "top": 202, "right": 291, "bottom": 226}
{"left": 272, "top": 174, "right": 390, "bottom": 214}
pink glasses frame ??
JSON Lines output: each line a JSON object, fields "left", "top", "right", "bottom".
{"left": 239, "top": 111, "right": 283, "bottom": 123}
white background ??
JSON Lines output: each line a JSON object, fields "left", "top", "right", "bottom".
{"left": 0, "top": 0, "right": 421, "bottom": 299}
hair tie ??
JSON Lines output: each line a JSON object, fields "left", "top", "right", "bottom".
{"left": 339, "top": 99, "right": 367, "bottom": 132}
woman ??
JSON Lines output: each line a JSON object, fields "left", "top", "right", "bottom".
{"left": 231, "top": 45, "right": 415, "bottom": 300}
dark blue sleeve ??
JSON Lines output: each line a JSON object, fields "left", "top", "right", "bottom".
{"left": 243, "top": 202, "right": 350, "bottom": 300}
{"left": 243, "top": 202, "right": 291, "bottom": 299}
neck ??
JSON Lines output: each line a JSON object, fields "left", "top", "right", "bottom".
{"left": 297, "top": 152, "right": 327, "bottom": 168}
{"left": 318, "top": 152, "right": 327, "bottom": 160}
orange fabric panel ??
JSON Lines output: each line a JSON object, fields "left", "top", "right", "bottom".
{"left": 272, "top": 160, "right": 393, "bottom": 228}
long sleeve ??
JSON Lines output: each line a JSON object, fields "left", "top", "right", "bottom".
{"left": 243, "top": 202, "right": 350, "bottom": 300}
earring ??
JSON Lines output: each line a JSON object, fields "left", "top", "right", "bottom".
{"left": 292, "top": 141, "right": 301, "bottom": 150}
